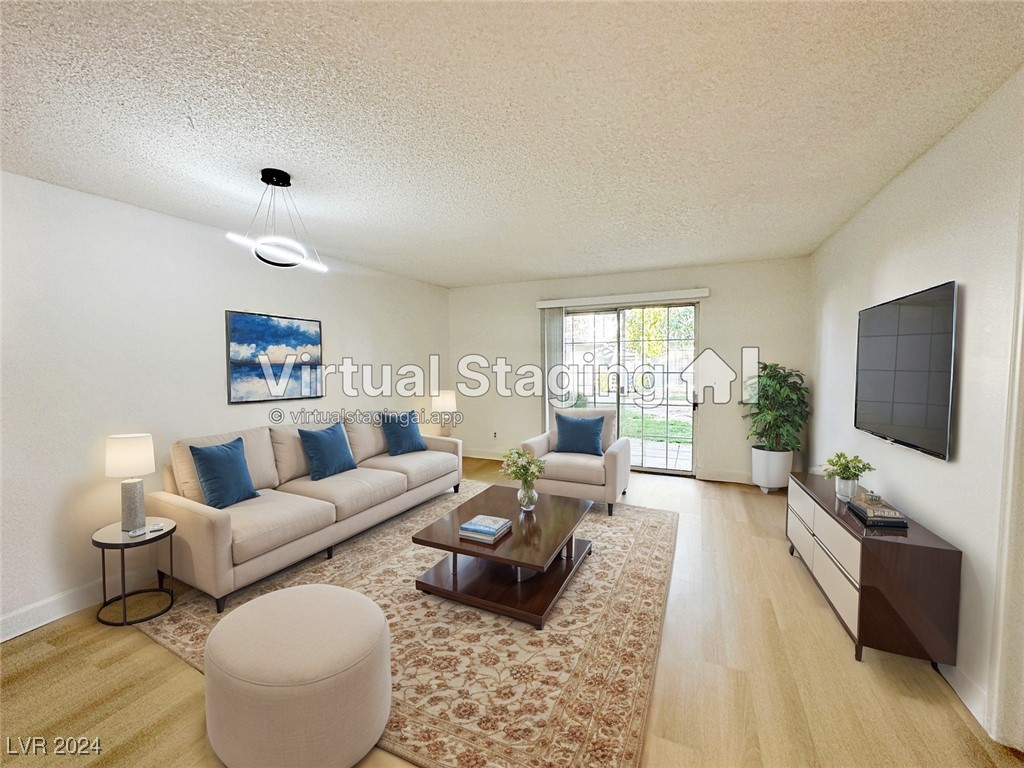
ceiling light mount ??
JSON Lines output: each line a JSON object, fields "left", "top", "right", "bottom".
{"left": 226, "top": 168, "right": 327, "bottom": 273}
{"left": 260, "top": 167, "right": 291, "bottom": 187}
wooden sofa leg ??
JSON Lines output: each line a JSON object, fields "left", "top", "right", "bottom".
{"left": 608, "top": 503, "right": 614, "bottom": 516}
{"left": 157, "top": 569, "right": 166, "bottom": 589}
{"left": 216, "top": 596, "right": 227, "bottom": 613}
{"left": 454, "top": 483, "right": 460, "bottom": 493}
{"left": 326, "top": 545, "right": 334, "bottom": 559}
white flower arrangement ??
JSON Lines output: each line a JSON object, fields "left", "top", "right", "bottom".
{"left": 499, "top": 447, "right": 546, "bottom": 484}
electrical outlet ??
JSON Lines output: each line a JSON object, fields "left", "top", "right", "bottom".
{"left": 493, "top": 432, "right": 497, "bottom": 439}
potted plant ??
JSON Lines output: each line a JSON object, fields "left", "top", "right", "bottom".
{"left": 499, "top": 447, "right": 546, "bottom": 511}
{"left": 821, "top": 452, "right": 875, "bottom": 501}
{"left": 742, "top": 362, "right": 810, "bottom": 493}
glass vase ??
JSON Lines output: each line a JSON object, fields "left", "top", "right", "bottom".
{"left": 517, "top": 479, "right": 538, "bottom": 511}
{"left": 835, "top": 477, "right": 858, "bottom": 502}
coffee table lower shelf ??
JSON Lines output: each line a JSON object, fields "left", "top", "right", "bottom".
{"left": 416, "top": 538, "right": 592, "bottom": 629}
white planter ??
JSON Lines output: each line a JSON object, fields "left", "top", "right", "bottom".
{"left": 751, "top": 447, "right": 793, "bottom": 493}
{"left": 835, "top": 477, "right": 858, "bottom": 502}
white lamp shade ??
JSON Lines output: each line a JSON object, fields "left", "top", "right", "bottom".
{"left": 431, "top": 390, "right": 457, "bottom": 413}
{"left": 105, "top": 433, "right": 155, "bottom": 478}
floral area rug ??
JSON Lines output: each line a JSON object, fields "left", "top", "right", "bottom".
{"left": 137, "top": 480, "right": 678, "bottom": 768}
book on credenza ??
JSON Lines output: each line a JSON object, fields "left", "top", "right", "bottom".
{"left": 847, "top": 493, "right": 909, "bottom": 528}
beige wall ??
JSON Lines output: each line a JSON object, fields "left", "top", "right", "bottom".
{"left": 448, "top": 258, "right": 814, "bottom": 483}
{"left": 0, "top": 173, "right": 449, "bottom": 640}
{"left": 808, "top": 68, "right": 1024, "bottom": 728}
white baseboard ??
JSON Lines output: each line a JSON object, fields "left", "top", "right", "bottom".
{"left": 696, "top": 468, "right": 753, "bottom": 485}
{"left": 939, "top": 663, "right": 987, "bottom": 728}
{"left": 465, "top": 449, "right": 506, "bottom": 461}
{"left": 1, "top": 565, "right": 154, "bottom": 642}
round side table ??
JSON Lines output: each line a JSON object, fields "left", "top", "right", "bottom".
{"left": 91, "top": 517, "right": 176, "bottom": 626}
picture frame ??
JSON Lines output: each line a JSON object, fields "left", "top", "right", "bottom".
{"left": 225, "top": 310, "right": 324, "bottom": 404}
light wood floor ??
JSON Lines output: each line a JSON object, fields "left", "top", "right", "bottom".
{"left": 2, "top": 460, "right": 1021, "bottom": 767}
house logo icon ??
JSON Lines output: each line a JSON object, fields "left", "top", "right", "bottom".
{"left": 682, "top": 349, "right": 736, "bottom": 404}
{"left": 680, "top": 346, "right": 760, "bottom": 405}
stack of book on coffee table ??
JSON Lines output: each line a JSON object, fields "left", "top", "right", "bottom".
{"left": 459, "top": 514, "right": 512, "bottom": 544}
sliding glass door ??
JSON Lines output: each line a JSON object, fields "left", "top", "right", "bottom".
{"left": 563, "top": 304, "right": 696, "bottom": 474}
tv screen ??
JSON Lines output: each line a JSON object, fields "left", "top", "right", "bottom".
{"left": 855, "top": 281, "right": 957, "bottom": 460}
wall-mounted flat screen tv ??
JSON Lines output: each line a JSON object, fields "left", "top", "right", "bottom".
{"left": 855, "top": 281, "right": 957, "bottom": 460}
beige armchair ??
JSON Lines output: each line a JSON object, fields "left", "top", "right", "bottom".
{"left": 522, "top": 408, "right": 630, "bottom": 515}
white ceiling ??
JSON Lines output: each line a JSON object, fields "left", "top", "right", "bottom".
{"left": 3, "top": 3, "right": 1023, "bottom": 288}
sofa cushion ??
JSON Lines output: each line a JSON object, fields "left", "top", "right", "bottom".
{"left": 538, "top": 451, "right": 606, "bottom": 486}
{"left": 343, "top": 419, "right": 389, "bottom": 464}
{"left": 359, "top": 450, "right": 458, "bottom": 489}
{"left": 226, "top": 489, "right": 336, "bottom": 565}
{"left": 380, "top": 411, "right": 428, "bottom": 456}
{"left": 172, "top": 427, "right": 280, "bottom": 503}
{"left": 269, "top": 425, "right": 309, "bottom": 484}
{"left": 300, "top": 423, "right": 357, "bottom": 480}
{"left": 189, "top": 438, "right": 260, "bottom": 509}
{"left": 551, "top": 407, "right": 617, "bottom": 452}
{"left": 278, "top": 468, "right": 407, "bottom": 522}
{"left": 554, "top": 413, "right": 605, "bottom": 456}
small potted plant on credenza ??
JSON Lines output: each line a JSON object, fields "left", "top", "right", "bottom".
{"left": 742, "top": 362, "right": 810, "bottom": 493}
{"left": 821, "top": 451, "right": 875, "bottom": 501}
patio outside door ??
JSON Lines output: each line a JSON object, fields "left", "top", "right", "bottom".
{"left": 563, "top": 305, "right": 696, "bottom": 474}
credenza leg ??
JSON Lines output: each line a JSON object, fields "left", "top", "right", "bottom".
{"left": 931, "top": 661, "right": 940, "bottom": 672}
{"left": 855, "top": 644, "right": 863, "bottom": 662}
{"left": 789, "top": 544, "right": 795, "bottom": 556}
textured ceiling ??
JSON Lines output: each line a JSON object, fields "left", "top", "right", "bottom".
{"left": 3, "top": 2, "right": 1023, "bottom": 287}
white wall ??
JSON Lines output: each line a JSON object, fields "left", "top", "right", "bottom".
{"left": 809, "top": 68, "right": 1024, "bottom": 727}
{"left": 0, "top": 173, "right": 449, "bottom": 640}
{"left": 448, "top": 258, "right": 813, "bottom": 482}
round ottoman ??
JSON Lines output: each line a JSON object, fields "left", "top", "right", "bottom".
{"left": 204, "top": 584, "right": 391, "bottom": 768}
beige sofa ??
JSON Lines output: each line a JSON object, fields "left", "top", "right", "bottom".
{"left": 147, "top": 420, "right": 461, "bottom": 611}
{"left": 522, "top": 407, "right": 630, "bottom": 515}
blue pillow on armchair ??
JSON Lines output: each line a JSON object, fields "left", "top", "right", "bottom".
{"left": 554, "top": 413, "right": 605, "bottom": 456}
{"left": 380, "top": 411, "right": 428, "bottom": 456}
{"left": 189, "top": 438, "right": 260, "bottom": 509}
{"left": 299, "top": 422, "right": 357, "bottom": 480}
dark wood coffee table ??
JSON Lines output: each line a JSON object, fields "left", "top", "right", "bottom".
{"left": 412, "top": 486, "right": 593, "bottom": 628}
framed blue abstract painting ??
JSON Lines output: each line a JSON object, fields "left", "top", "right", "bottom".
{"left": 225, "top": 310, "right": 323, "bottom": 404}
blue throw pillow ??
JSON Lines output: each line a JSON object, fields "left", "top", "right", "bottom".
{"left": 189, "top": 438, "right": 260, "bottom": 509}
{"left": 381, "top": 411, "right": 428, "bottom": 456}
{"left": 555, "top": 413, "right": 605, "bottom": 456}
{"left": 299, "top": 423, "right": 357, "bottom": 480}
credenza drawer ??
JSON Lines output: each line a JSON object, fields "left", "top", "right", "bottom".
{"left": 812, "top": 539, "right": 860, "bottom": 637}
{"left": 787, "top": 508, "right": 814, "bottom": 566}
{"left": 813, "top": 506, "right": 861, "bottom": 584}
{"left": 787, "top": 478, "right": 815, "bottom": 528}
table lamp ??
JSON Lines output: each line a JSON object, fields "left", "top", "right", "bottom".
{"left": 106, "top": 433, "right": 155, "bottom": 531}
{"left": 431, "top": 390, "right": 458, "bottom": 437}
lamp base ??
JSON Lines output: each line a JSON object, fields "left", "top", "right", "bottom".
{"left": 121, "top": 479, "right": 146, "bottom": 531}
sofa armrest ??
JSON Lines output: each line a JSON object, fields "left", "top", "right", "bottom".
{"left": 423, "top": 435, "right": 463, "bottom": 481}
{"left": 603, "top": 437, "right": 632, "bottom": 500}
{"left": 423, "top": 435, "right": 462, "bottom": 459}
{"left": 522, "top": 432, "right": 554, "bottom": 459}
{"left": 146, "top": 491, "right": 234, "bottom": 599}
